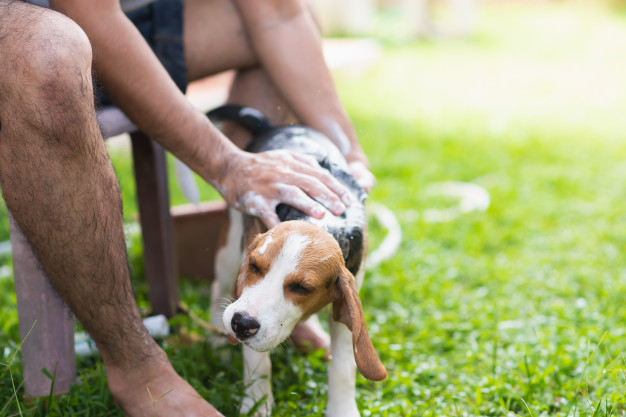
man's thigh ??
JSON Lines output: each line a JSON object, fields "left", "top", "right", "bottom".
{"left": 183, "top": 0, "right": 258, "bottom": 82}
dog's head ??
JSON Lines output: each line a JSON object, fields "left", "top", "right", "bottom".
{"left": 222, "top": 220, "right": 387, "bottom": 381}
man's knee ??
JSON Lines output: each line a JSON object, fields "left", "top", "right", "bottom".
{"left": 0, "top": 3, "right": 93, "bottom": 120}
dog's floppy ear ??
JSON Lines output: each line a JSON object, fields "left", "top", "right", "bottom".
{"left": 332, "top": 267, "right": 387, "bottom": 381}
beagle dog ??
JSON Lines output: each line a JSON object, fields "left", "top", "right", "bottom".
{"left": 208, "top": 105, "right": 387, "bottom": 417}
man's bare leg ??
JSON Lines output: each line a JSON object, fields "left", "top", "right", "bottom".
{"left": 184, "top": 0, "right": 330, "bottom": 353}
{"left": 0, "top": 3, "right": 221, "bottom": 416}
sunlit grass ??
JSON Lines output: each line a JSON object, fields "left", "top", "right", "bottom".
{"left": 337, "top": 1, "right": 626, "bottom": 415}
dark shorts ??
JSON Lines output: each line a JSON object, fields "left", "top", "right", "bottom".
{"left": 97, "top": 0, "right": 188, "bottom": 106}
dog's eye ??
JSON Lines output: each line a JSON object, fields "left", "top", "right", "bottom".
{"left": 287, "top": 282, "right": 315, "bottom": 295}
{"left": 249, "top": 262, "right": 261, "bottom": 274}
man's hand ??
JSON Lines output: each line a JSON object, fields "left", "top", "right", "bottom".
{"left": 348, "top": 160, "right": 376, "bottom": 195}
{"left": 346, "top": 148, "right": 375, "bottom": 194}
{"left": 218, "top": 149, "right": 354, "bottom": 228}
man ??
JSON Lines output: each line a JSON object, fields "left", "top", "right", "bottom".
{"left": 0, "top": 0, "right": 373, "bottom": 415}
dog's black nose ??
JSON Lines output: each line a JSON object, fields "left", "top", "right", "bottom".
{"left": 231, "top": 312, "right": 261, "bottom": 340}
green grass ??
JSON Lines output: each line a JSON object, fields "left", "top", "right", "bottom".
{"left": 3, "top": 1, "right": 626, "bottom": 415}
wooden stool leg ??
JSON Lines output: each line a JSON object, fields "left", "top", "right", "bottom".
{"left": 130, "top": 131, "right": 179, "bottom": 318}
{"left": 9, "top": 212, "right": 75, "bottom": 398}
{"left": 172, "top": 201, "right": 228, "bottom": 281}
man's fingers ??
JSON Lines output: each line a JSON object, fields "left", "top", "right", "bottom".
{"left": 314, "top": 168, "right": 354, "bottom": 208}
{"left": 287, "top": 160, "right": 353, "bottom": 208}
{"left": 277, "top": 186, "right": 327, "bottom": 220}
{"left": 224, "top": 150, "right": 364, "bottom": 227}
{"left": 235, "top": 192, "right": 280, "bottom": 228}
{"left": 280, "top": 175, "right": 345, "bottom": 216}
{"left": 348, "top": 161, "right": 375, "bottom": 194}
{"left": 260, "top": 210, "right": 280, "bottom": 229}
{"left": 270, "top": 150, "right": 353, "bottom": 208}
{"left": 289, "top": 152, "right": 320, "bottom": 168}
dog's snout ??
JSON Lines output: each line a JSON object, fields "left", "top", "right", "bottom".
{"left": 231, "top": 312, "right": 261, "bottom": 340}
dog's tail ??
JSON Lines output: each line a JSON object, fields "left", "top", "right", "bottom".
{"left": 207, "top": 105, "right": 274, "bottom": 136}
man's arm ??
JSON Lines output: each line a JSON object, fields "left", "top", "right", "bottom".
{"left": 49, "top": 0, "right": 352, "bottom": 227}
{"left": 233, "top": 0, "right": 375, "bottom": 192}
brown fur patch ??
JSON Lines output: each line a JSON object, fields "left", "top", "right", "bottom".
{"left": 280, "top": 224, "right": 345, "bottom": 317}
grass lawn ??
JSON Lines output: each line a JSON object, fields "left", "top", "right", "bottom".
{"left": 3, "top": 1, "right": 626, "bottom": 415}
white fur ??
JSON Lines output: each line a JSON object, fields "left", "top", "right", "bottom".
{"left": 327, "top": 317, "right": 358, "bottom": 417}
{"left": 241, "top": 346, "right": 273, "bottom": 416}
{"left": 326, "top": 263, "right": 365, "bottom": 417}
{"left": 223, "top": 234, "right": 311, "bottom": 351}
{"left": 258, "top": 234, "right": 273, "bottom": 255}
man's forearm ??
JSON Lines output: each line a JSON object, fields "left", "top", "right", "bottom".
{"left": 49, "top": 0, "right": 357, "bottom": 222}
{"left": 50, "top": 0, "right": 238, "bottom": 185}
{"left": 234, "top": 0, "right": 368, "bottom": 166}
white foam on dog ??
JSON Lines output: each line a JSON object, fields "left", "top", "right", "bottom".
{"left": 258, "top": 234, "right": 273, "bottom": 255}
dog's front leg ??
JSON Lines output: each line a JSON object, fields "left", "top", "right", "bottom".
{"left": 327, "top": 263, "right": 367, "bottom": 417}
{"left": 241, "top": 345, "right": 273, "bottom": 416}
{"left": 327, "top": 316, "right": 359, "bottom": 417}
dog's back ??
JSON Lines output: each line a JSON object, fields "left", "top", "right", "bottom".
{"left": 208, "top": 105, "right": 368, "bottom": 275}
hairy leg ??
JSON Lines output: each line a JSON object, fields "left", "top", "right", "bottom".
{"left": 0, "top": 3, "right": 221, "bottom": 416}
